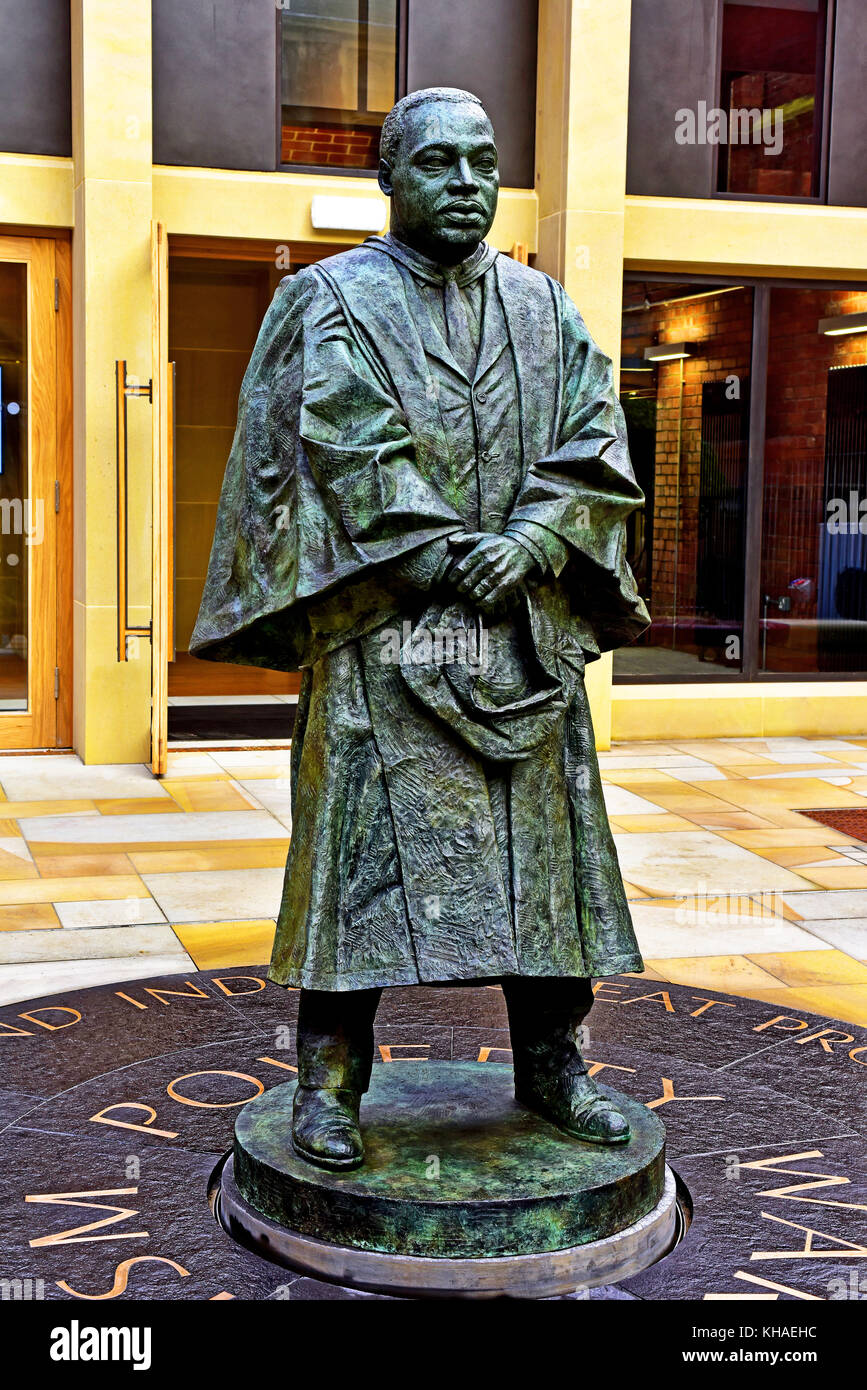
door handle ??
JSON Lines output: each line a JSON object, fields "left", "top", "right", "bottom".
{"left": 116, "top": 360, "right": 153, "bottom": 661}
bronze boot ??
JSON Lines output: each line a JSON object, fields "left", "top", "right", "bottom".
{"left": 514, "top": 1065, "right": 631, "bottom": 1145}
{"left": 503, "top": 975, "right": 631, "bottom": 1145}
{"left": 292, "top": 1085, "right": 364, "bottom": 1171}
{"left": 291, "top": 986, "right": 381, "bottom": 1172}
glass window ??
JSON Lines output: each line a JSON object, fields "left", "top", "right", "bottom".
{"left": 718, "top": 0, "right": 828, "bottom": 199}
{"left": 758, "top": 287, "right": 867, "bottom": 673}
{"left": 280, "top": 0, "right": 399, "bottom": 170}
{"left": 616, "top": 281, "right": 755, "bottom": 682}
{"left": 617, "top": 277, "right": 867, "bottom": 685}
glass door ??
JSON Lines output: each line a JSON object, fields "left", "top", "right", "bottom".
{"left": 0, "top": 236, "right": 63, "bottom": 748}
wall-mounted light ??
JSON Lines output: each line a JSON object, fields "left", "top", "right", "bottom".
{"left": 310, "top": 194, "right": 387, "bottom": 233}
{"left": 818, "top": 311, "right": 867, "bottom": 337}
{"left": 643, "top": 342, "right": 694, "bottom": 362}
{"left": 620, "top": 356, "right": 655, "bottom": 372}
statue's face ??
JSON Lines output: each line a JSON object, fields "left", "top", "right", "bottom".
{"left": 379, "top": 100, "right": 499, "bottom": 262}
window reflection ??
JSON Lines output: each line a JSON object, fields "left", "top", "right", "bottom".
{"left": 616, "top": 281, "right": 754, "bottom": 682}
{"left": 616, "top": 279, "right": 867, "bottom": 683}
{"left": 718, "top": 0, "right": 828, "bottom": 199}
{"left": 280, "top": 0, "right": 399, "bottom": 170}
{"left": 760, "top": 288, "right": 867, "bottom": 673}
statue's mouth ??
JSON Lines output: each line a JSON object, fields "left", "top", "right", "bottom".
{"left": 443, "top": 202, "right": 485, "bottom": 220}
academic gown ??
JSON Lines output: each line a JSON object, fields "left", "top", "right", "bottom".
{"left": 190, "top": 238, "right": 650, "bottom": 990}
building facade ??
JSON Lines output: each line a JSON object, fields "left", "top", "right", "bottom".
{"left": 0, "top": 0, "right": 865, "bottom": 765}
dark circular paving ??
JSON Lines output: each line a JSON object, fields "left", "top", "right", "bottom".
{"left": 0, "top": 969, "right": 864, "bottom": 1300}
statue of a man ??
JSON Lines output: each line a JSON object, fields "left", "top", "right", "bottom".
{"left": 192, "top": 88, "right": 650, "bottom": 1171}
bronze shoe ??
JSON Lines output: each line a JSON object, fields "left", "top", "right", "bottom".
{"left": 291, "top": 1085, "right": 364, "bottom": 1171}
{"left": 516, "top": 1069, "right": 631, "bottom": 1145}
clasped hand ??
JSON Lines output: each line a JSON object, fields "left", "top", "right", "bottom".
{"left": 446, "top": 532, "right": 535, "bottom": 610}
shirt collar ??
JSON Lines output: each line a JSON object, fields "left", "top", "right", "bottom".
{"left": 365, "top": 232, "right": 498, "bottom": 288}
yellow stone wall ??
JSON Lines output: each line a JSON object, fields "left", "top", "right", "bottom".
{"left": 71, "top": 0, "right": 154, "bottom": 763}
{"left": 534, "top": 0, "right": 636, "bottom": 749}
{"left": 152, "top": 167, "right": 537, "bottom": 253}
{"left": 0, "top": 0, "right": 864, "bottom": 757}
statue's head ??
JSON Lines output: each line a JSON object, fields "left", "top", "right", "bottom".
{"left": 378, "top": 88, "right": 499, "bottom": 265}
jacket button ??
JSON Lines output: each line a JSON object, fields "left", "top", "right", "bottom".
{"left": 475, "top": 390, "right": 487, "bottom": 404}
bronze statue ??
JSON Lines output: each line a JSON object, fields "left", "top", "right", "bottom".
{"left": 192, "top": 88, "right": 649, "bottom": 1172}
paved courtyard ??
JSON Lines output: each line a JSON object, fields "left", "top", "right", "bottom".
{"left": 0, "top": 737, "right": 866, "bottom": 1023}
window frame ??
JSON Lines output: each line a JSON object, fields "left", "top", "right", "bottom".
{"left": 711, "top": 0, "right": 836, "bottom": 205}
{"left": 275, "top": 0, "right": 408, "bottom": 177}
{"left": 616, "top": 267, "right": 867, "bottom": 687}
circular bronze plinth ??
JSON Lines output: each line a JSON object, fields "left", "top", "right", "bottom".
{"left": 220, "top": 1157, "right": 677, "bottom": 1299}
{"left": 228, "top": 1061, "right": 668, "bottom": 1277}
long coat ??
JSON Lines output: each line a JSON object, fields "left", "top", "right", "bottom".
{"left": 191, "top": 243, "right": 650, "bottom": 990}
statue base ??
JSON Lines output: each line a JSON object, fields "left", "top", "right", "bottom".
{"left": 220, "top": 1061, "right": 676, "bottom": 1299}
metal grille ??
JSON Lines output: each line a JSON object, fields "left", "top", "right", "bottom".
{"left": 818, "top": 363, "right": 867, "bottom": 670}
{"left": 801, "top": 807, "right": 867, "bottom": 844}
{"left": 697, "top": 379, "right": 750, "bottom": 623}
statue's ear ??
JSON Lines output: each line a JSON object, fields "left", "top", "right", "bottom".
{"left": 378, "top": 160, "right": 394, "bottom": 197}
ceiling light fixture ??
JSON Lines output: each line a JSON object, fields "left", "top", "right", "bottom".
{"left": 643, "top": 342, "right": 694, "bottom": 362}
{"left": 818, "top": 311, "right": 867, "bottom": 337}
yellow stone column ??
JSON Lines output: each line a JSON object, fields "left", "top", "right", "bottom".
{"left": 71, "top": 1, "right": 153, "bottom": 762}
{"left": 534, "top": 0, "right": 633, "bottom": 750}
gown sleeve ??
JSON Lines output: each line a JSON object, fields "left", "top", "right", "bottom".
{"left": 190, "top": 267, "right": 463, "bottom": 669}
{"left": 504, "top": 287, "right": 650, "bottom": 652}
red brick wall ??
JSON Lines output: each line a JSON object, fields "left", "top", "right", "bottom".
{"left": 281, "top": 122, "right": 380, "bottom": 169}
{"left": 726, "top": 72, "right": 815, "bottom": 197}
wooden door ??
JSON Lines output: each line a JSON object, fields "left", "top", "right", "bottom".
{"left": 0, "top": 235, "right": 69, "bottom": 749}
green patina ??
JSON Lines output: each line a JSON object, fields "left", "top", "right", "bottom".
{"left": 234, "top": 1065, "right": 666, "bottom": 1259}
{"left": 192, "top": 86, "right": 654, "bottom": 1181}
{"left": 191, "top": 88, "right": 649, "bottom": 993}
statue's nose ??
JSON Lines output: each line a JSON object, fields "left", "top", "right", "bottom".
{"left": 451, "top": 157, "right": 478, "bottom": 190}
